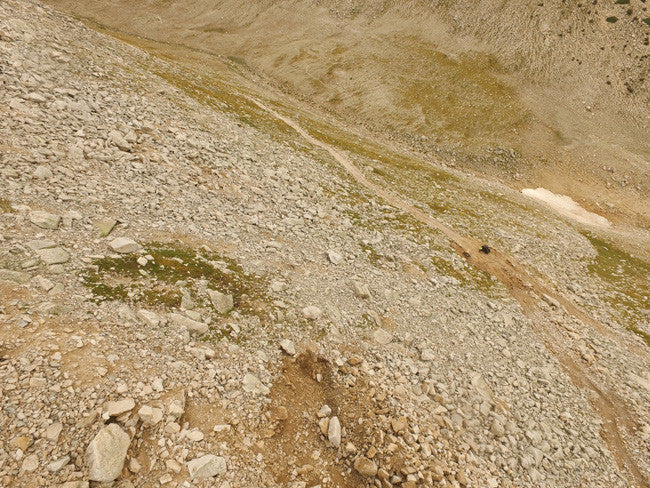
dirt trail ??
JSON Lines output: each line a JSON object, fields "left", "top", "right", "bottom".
{"left": 247, "top": 96, "right": 650, "bottom": 488}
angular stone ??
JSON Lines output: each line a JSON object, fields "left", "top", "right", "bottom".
{"left": 136, "top": 309, "right": 160, "bottom": 327}
{"left": 352, "top": 281, "right": 371, "bottom": 299}
{"left": 108, "top": 130, "right": 132, "bottom": 152}
{"left": 242, "top": 373, "right": 270, "bottom": 395}
{"left": 207, "top": 289, "right": 233, "bottom": 314}
{"left": 30, "top": 211, "right": 61, "bottom": 229}
{"left": 138, "top": 405, "right": 163, "bottom": 426}
{"left": 33, "top": 165, "right": 53, "bottom": 179}
{"left": 36, "top": 247, "right": 70, "bottom": 265}
{"left": 187, "top": 454, "right": 227, "bottom": 479}
{"left": 93, "top": 218, "right": 117, "bottom": 237}
{"left": 105, "top": 398, "right": 135, "bottom": 417}
{"left": 0, "top": 269, "right": 31, "bottom": 284}
{"left": 22, "top": 454, "right": 39, "bottom": 472}
{"left": 45, "top": 422, "right": 63, "bottom": 441}
{"left": 420, "top": 349, "right": 435, "bottom": 361}
{"left": 372, "top": 328, "right": 393, "bottom": 345}
{"left": 327, "top": 250, "right": 344, "bottom": 265}
{"left": 27, "top": 239, "right": 56, "bottom": 251}
{"left": 279, "top": 339, "right": 295, "bottom": 356}
{"left": 354, "top": 456, "right": 378, "bottom": 477}
{"left": 86, "top": 424, "right": 130, "bottom": 482}
{"left": 109, "top": 237, "right": 140, "bottom": 254}
{"left": 47, "top": 455, "right": 70, "bottom": 472}
{"left": 328, "top": 416, "right": 341, "bottom": 448}
{"left": 169, "top": 313, "right": 208, "bottom": 334}
{"left": 302, "top": 306, "right": 322, "bottom": 320}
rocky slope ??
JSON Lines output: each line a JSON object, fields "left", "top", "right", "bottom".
{"left": 43, "top": 0, "right": 650, "bottom": 231}
{"left": 1, "top": 2, "right": 649, "bottom": 488}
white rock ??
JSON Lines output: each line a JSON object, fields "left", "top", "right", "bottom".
{"left": 207, "top": 289, "right": 234, "bottom": 314}
{"left": 169, "top": 313, "right": 208, "bottom": 334}
{"left": 187, "top": 455, "right": 227, "bottom": 479}
{"left": 36, "top": 247, "right": 70, "bottom": 265}
{"left": 352, "top": 281, "right": 371, "bottom": 299}
{"left": 45, "top": 422, "right": 63, "bottom": 441}
{"left": 27, "top": 239, "right": 56, "bottom": 250}
{"left": 109, "top": 237, "right": 141, "bottom": 254}
{"left": 104, "top": 398, "right": 135, "bottom": 417}
{"left": 138, "top": 405, "right": 163, "bottom": 426}
{"left": 86, "top": 424, "right": 130, "bottom": 482}
{"left": 33, "top": 165, "right": 53, "bottom": 179}
{"left": 151, "top": 378, "right": 164, "bottom": 392}
{"left": 420, "top": 349, "right": 435, "bottom": 361}
{"left": 21, "top": 454, "right": 39, "bottom": 472}
{"left": 327, "top": 250, "right": 344, "bottom": 265}
{"left": 242, "top": 373, "right": 270, "bottom": 395}
{"left": 279, "top": 339, "right": 296, "bottom": 355}
{"left": 33, "top": 275, "right": 54, "bottom": 291}
{"left": 136, "top": 309, "right": 160, "bottom": 327}
{"left": 29, "top": 211, "right": 61, "bottom": 229}
{"left": 317, "top": 405, "right": 332, "bottom": 418}
{"left": 328, "top": 416, "right": 342, "bottom": 448}
{"left": 372, "top": 328, "right": 393, "bottom": 345}
{"left": 302, "top": 306, "right": 322, "bottom": 320}
{"left": 47, "top": 455, "right": 70, "bottom": 472}
{"left": 187, "top": 429, "right": 205, "bottom": 442}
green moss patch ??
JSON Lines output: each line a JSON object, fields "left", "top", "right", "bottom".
{"left": 0, "top": 198, "right": 14, "bottom": 213}
{"left": 82, "top": 242, "right": 270, "bottom": 320}
{"left": 582, "top": 233, "right": 650, "bottom": 346}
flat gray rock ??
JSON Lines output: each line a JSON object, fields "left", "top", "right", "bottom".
{"left": 169, "top": 313, "right": 208, "bottom": 334}
{"left": 109, "top": 237, "right": 141, "bottom": 254}
{"left": 29, "top": 211, "right": 61, "bottom": 229}
{"left": 36, "top": 247, "right": 70, "bottom": 265}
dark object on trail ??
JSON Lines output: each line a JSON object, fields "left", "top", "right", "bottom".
{"left": 480, "top": 245, "right": 491, "bottom": 254}
{"left": 462, "top": 251, "right": 471, "bottom": 259}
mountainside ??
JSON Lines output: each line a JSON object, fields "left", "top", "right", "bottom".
{"left": 44, "top": 0, "right": 650, "bottom": 232}
{"left": 1, "top": 1, "right": 649, "bottom": 488}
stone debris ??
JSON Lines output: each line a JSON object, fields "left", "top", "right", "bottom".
{"left": 0, "top": 2, "right": 646, "bottom": 488}
{"left": 93, "top": 218, "right": 118, "bottom": 237}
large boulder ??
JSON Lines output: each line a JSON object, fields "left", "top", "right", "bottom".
{"left": 86, "top": 424, "right": 130, "bottom": 482}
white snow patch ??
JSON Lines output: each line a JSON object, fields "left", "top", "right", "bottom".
{"left": 521, "top": 188, "right": 611, "bottom": 228}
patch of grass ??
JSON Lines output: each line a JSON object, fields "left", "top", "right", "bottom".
{"left": 82, "top": 242, "right": 270, "bottom": 320}
{"left": 582, "top": 232, "right": 650, "bottom": 345}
